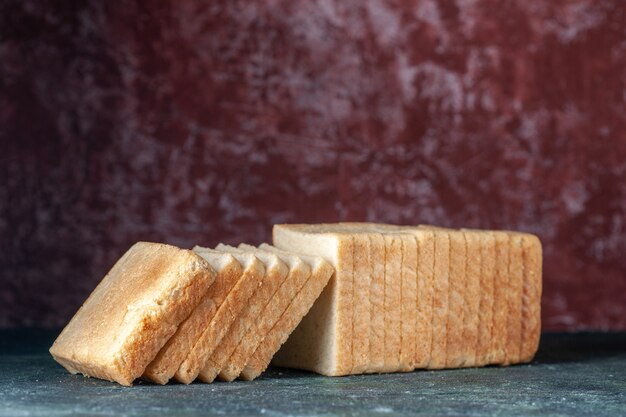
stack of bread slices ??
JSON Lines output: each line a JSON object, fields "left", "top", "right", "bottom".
{"left": 50, "top": 223, "right": 542, "bottom": 386}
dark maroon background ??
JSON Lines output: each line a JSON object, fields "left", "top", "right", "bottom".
{"left": 1, "top": 0, "right": 625, "bottom": 330}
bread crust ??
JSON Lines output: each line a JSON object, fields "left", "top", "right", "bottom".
{"left": 142, "top": 250, "right": 242, "bottom": 384}
{"left": 175, "top": 252, "right": 262, "bottom": 384}
{"left": 49, "top": 242, "right": 214, "bottom": 386}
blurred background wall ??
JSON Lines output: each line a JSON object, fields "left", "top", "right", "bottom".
{"left": 1, "top": 0, "right": 625, "bottom": 330}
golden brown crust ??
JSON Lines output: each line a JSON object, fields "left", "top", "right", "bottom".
{"left": 142, "top": 250, "right": 242, "bottom": 384}
{"left": 505, "top": 233, "right": 524, "bottom": 365}
{"left": 446, "top": 231, "right": 468, "bottom": 368}
{"left": 520, "top": 234, "right": 542, "bottom": 362}
{"left": 415, "top": 230, "right": 435, "bottom": 369}
{"left": 244, "top": 258, "right": 334, "bottom": 380}
{"left": 174, "top": 254, "right": 262, "bottom": 384}
{"left": 351, "top": 234, "right": 371, "bottom": 374}
{"left": 49, "top": 242, "right": 214, "bottom": 386}
{"left": 368, "top": 233, "right": 386, "bottom": 373}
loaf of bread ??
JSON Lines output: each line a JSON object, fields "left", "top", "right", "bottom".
{"left": 50, "top": 242, "right": 215, "bottom": 386}
{"left": 51, "top": 222, "right": 541, "bottom": 386}
{"left": 272, "top": 223, "right": 542, "bottom": 374}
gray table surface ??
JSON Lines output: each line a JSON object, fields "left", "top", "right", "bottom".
{"left": 0, "top": 330, "right": 624, "bottom": 417}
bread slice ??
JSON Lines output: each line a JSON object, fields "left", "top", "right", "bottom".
{"left": 397, "top": 233, "right": 417, "bottom": 371}
{"left": 491, "top": 232, "right": 510, "bottom": 365}
{"left": 143, "top": 251, "right": 243, "bottom": 384}
{"left": 414, "top": 229, "right": 435, "bottom": 368}
{"left": 520, "top": 234, "right": 542, "bottom": 362}
{"left": 471, "top": 231, "right": 496, "bottom": 366}
{"left": 506, "top": 232, "right": 524, "bottom": 364}
{"left": 367, "top": 233, "right": 386, "bottom": 373}
{"left": 50, "top": 242, "right": 214, "bottom": 386}
{"left": 233, "top": 243, "right": 312, "bottom": 380}
{"left": 446, "top": 230, "right": 468, "bottom": 368}
{"left": 505, "top": 232, "right": 524, "bottom": 365}
{"left": 250, "top": 245, "right": 334, "bottom": 379}
{"left": 420, "top": 226, "right": 450, "bottom": 369}
{"left": 459, "top": 231, "right": 479, "bottom": 367}
{"left": 197, "top": 247, "right": 278, "bottom": 383}
{"left": 350, "top": 233, "right": 371, "bottom": 374}
{"left": 215, "top": 244, "right": 290, "bottom": 382}
{"left": 272, "top": 224, "right": 354, "bottom": 376}
{"left": 174, "top": 248, "right": 263, "bottom": 384}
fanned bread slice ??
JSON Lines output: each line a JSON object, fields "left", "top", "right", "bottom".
{"left": 272, "top": 224, "right": 354, "bottom": 376}
{"left": 250, "top": 245, "right": 334, "bottom": 379}
{"left": 446, "top": 230, "right": 468, "bottom": 368}
{"left": 471, "top": 231, "right": 496, "bottom": 366}
{"left": 50, "top": 242, "right": 215, "bottom": 386}
{"left": 519, "top": 234, "right": 542, "bottom": 363}
{"left": 175, "top": 248, "right": 263, "bottom": 384}
{"left": 460, "top": 231, "right": 479, "bottom": 367}
{"left": 491, "top": 232, "right": 510, "bottom": 365}
{"left": 231, "top": 243, "right": 312, "bottom": 380}
{"left": 367, "top": 233, "right": 385, "bottom": 373}
{"left": 215, "top": 244, "right": 290, "bottom": 382}
{"left": 505, "top": 232, "right": 524, "bottom": 365}
{"left": 198, "top": 246, "right": 279, "bottom": 383}
{"left": 143, "top": 251, "right": 243, "bottom": 384}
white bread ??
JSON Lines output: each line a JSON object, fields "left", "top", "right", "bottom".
{"left": 232, "top": 244, "right": 311, "bottom": 380}
{"left": 520, "top": 234, "right": 542, "bottom": 362}
{"left": 460, "top": 231, "right": 479, "bottom": 367}
{"left": 143, "top": 251, "right": 243, "bottom": 384}
{"left": 197, "top": 247, "right": 277, "bottom": 383}
{"left": 213, "top": 244, "right": 289, "bottom": 382}
{"left": 272, "top": 224, "right": 356, "bottom": 375}
{"left": 175, "top": 248, "right": 263, "bottom": 384}
{"left": 491, "top": 232, "right": 510, "bottom": 365}
{"left": 446, "top": 230, "right": 469, "bottom": 368}
{"left": 367, "top": 233, "right": 386, "bottom": 373}
{"left": 50, "top": 242, "right": 214, "bottom": 386}
{"left": 253, "top": 245, "right": 334, "bottom": 379}
{"left": 471, "top": 231, "right": 496, "bottom": 366}
{"left": 505, "top": 232, "right": 524, "bottom": 365}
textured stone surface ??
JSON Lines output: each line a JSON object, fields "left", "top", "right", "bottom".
{"left": 1, "top": 1, "right": 626, "bottom": 329}
{"left": 0, "top": 330, "right": 625, "bottom": 416}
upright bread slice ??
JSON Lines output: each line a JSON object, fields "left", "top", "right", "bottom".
{"left": 232, "top": 243, "right": 312, "bottom": 380}
{"left": 419, "top": 226, "right": 450, "bottom": 369}
{"left": 395, "top": 233, "right": 417, "bottom": 372}
{"left": 414, "top": 229, "right": 435, "bottom": 368}
{"left": 491, "top": 232, "right": 510, "bottom": 365}
{"left": 198, "top": 247, "right": 276, "bottom": 383}
{"left": 175, "top": 248, "right": 263, "bottom": 384}
{"left": 505, "top": 232, "right": 524, "bottom": 365}
{"left": 143, "top": 251, "right": 243, "bottom": 384}
{"left": 446, "top": 230, "right": 468, "bottom": 368}
{"left": 367, "top": 233, "right": 386, "bottom": 373}
{"left": 252, "top": 245, "right": 334, "bottom": 379}
{"left": 272, "top": 224, "right": 354, "bottom": 376}
{"left": 519, "top": 234, "right": 542, "bottom": 362}
{"left": 350, "top": 234, "right": 371, "bottom": 374}
{"left": 460, "top": 231, "right": 479, "bottom": 367}
{"left": 214, "top": 244, "right": 289, "bottom": 382}
{"left": 470, "top": 230, "right": 496, "bottom": 366}
{"left": 50, "top": 242, "right": 215, "bottom": 386}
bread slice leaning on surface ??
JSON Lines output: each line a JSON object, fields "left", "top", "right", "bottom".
{"left": 198, "top": 247, "right": 275, "bottom": 383}
{"left": 272, "top": 224, "right": 354, "bottom": 376}
{"left": 251, "top": 244, "right": 334, "bottom": 379}
{"left": 50, "top": 242, "right": 215, "bottom": 386}
{"left": 225, "top": 243, "right": 312, "bottom": 381}
{"left": 174, "top": 247, "right": 263, "bottom": 384}
{"left": 143, "top": 250, "right": 243, "bottom": 384}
